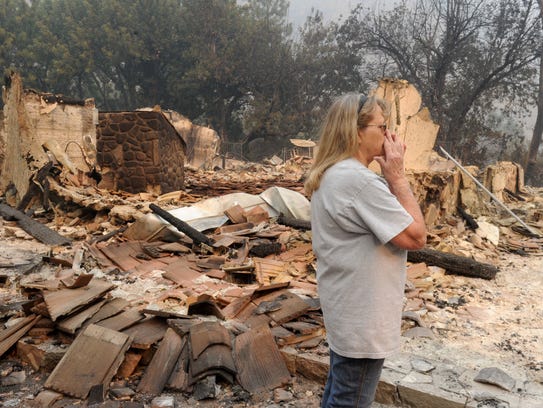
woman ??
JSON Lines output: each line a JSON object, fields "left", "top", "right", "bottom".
{"left": 305, "top": 93, "right": 427, "bottom": 407}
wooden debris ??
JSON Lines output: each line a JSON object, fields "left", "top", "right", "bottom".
{"left": 0, "top": 203, "right": 71, "bottom": 246}
{"left": 60, "top": 273, "right": 93, "bottom": 289}
{"left": 0, "top": 314, "right": 41, "bottom": 358}
{"left": 17, "top": 161, "right": 54, "bottom": 212}
{"left": 188, "top": 294, "right": 225, "bottom": 320}
{"left": 249, "top": 242, "right": 282, "bottom": 258}
{"left": 218, "top": 222, "right": 255, "bottom": 235}
{"left": 42, "top": 279, "right": 115, "bottom": 321}
{"left": 56, "top": 299, "right": 107, "bottom": 334}
{"left": 95, "top": 308, "right": 145, "bottom": 331}
{"left": 221, "top": 295, "right": 254, "bottom": 320}
{"left": 167, "top": 337, "right": 190, "bottom": 391}
{"left": 190, "top": 321, "right": 232, "bottom": 359}
{"left": 89, "top": 225, "right": 127, "bottom": 244}
{"left": 440, "top": 147, "right": 541, "bottom": 237}
{"left": 117, "top": 351, "right": 143, "bottom": 378}
{"left": 253, "top": 290, "right": 311, "bottom": 325}
{"left": 188, "top": 321, "right": 236, "bottom": 385}
{"left": 162, "top": 257, "right": 202, "bottom": 285}
{"left": 122, "top": 317, "right": 169, "bottom": 349}
{"left": 33, "top": 390, "right": 64, "bottom": 407}
{"left": 98, "top": 241, "right": 149, "bottom": 272}
{"left": 137, "top": 328, "right": 184, "bottom": 395}
{"left": 44, "top": 324, "right": 131, "bottom": 399}
{"left": 224, "top": 204, "right": 247, "bottom": 224}
{"left": 0, "top": 150, "right": 542, "bottom": 406}
{"left": 86, "top": 298, "right": 130, "bottom": 326}
{"left": 233, "top": 325, "right": 291, "bottom": 393}
{"left": 279, "top": 327, "right": 325, "bottom": 347}
{"left": 17, "top": 337, "right": 66, "bottom": 371}
{"left": 189, "top": 343, "right": 236, "bottom": 385}
{"left": 245, "top": 205, "right": 269, "bottom": 224}
{"left": 277, "top": 214, "right": 311, "bottom": 230}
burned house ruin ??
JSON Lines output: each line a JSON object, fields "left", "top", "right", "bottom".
{"left": 0, "top": 73, "right": 99, "bottom": 206}
{"left": 0, "top": 73, "right": 192, "bottom": 204}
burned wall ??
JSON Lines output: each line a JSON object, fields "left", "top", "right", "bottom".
{"left": 163, "top": 111, "right": 220, "bottom": 170}
{"left": 373, "top": 78, "right": 441, "bottom": 172}
{"left": 0, "top": 73, "right": 98, "bottom": 203}
{"left": 136, "top": 108, "right": 220, "bottom": 170}
{"left": 96, "top": 111, "right": 186, "bottom": 194}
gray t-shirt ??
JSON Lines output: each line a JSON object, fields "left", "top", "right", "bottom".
{"left": 311, "top": 158, "right": 413, "bottom": 358}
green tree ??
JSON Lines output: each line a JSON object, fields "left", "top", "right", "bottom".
{"left": 240, "top": 0, "right": 297, "bottom": 155}
{"left": 8, "top": 0, "right": 184, "bottom": 110}
{"left": 174, "top": 0, "right": 251, "bottom": 143}
{"left": 0, "top": 0, "right": 39, "bottom": 91}
{"left": 241, "top": 4, "right": 365, "bottom": 160}
{"left": 291, "top": 10, "right": 366, "bottom": 138}
{"left": 89, "top": 0, "right": 184, "bottom": 109}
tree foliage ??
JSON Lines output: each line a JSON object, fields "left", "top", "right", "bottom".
{"left": 0, "top": 0, "right": 542, "bottom": 177}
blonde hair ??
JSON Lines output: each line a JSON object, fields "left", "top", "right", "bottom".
{"left": 304, "top": 93, "right": 389, "bottom": 197}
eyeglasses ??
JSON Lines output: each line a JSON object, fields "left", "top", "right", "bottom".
{"left": 364, "top": 124, "right": 387, "bottom": 131}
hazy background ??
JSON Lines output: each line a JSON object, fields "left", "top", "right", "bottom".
{"left": 288, "top": 0, "right": 396, "bottom": 26}
{"left": 288, "top": 0, "right": 355, "bottom": 24}
{"left": 287, "top": 0, "right": 537, "bottom": 143}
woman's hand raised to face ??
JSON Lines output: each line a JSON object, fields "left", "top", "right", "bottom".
{"left": 373, "top": 130, "right": 407, "bottom": 184}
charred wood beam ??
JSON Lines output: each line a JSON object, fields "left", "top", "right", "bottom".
{"left": 249, "top": 242, "right": 282, "bottom": 258}
{"left": 149, "top": 203, "right": 214, "bottom": 247}
{"left": 407, "top": 248, "right": 498, "bottom": 280}
{"left": 17, "top": 161, "right": 54, "bottom": 212}
{"left": 0, "top": 203, "right": 71, "bottom": 246}
{"left": 277, "top": 214, "right": 311, "bottom": 230}
{"left": 456, "top": 206, "right": 478, "bottom": 230}
{"left": 89, "top": 226, "right": 127, "bottom": 244}
{"left": 504, "top": 188, "right": 526, "bottom": 201}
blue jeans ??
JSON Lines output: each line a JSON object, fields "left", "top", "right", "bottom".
{"left": 321, "top": 349, "right": 384, "bottom": 408}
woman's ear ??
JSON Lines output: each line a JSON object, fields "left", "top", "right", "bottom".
{"left": 357, "top": 127, "right": 364, "bottom": 143}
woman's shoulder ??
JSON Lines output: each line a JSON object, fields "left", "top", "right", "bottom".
{"left": 321, "top": 159, "right": 367, "bottom": 189}
{"left": 328, "top": 158, "right": 374, "bottom": 177}
{"left": 324, "top": 159, "right": 387, "bottom": 192}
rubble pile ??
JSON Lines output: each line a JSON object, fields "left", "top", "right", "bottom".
{"left": 1, "top": 156, "right": 542, "bottom": 407}
{"left": 1, "top": 75, "right": 542, "bottom": 407}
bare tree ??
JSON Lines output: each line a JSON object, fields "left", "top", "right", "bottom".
{"left": 525, "top": 0, "right": 543, "bottom": 185}
{"left": 342, "top": 0, "right": 542, "bottom": 161}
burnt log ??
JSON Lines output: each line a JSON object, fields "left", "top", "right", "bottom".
{"left": 249, "top": 242, "right": 282, "bottom": 258}
{"left": 0, "top": 203, "right": 71, "bottom": 246}
{"left": 407, "top": 248, "right": 498, "bottom": 280}
{"left": 149, "top": 203, "right": 214, "bottom": 247}
{"left": 456, "top": 206, "right": 478, "bottom": 231}
{"left": 277, "top": 214, "right": 311, "bottom": 231}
